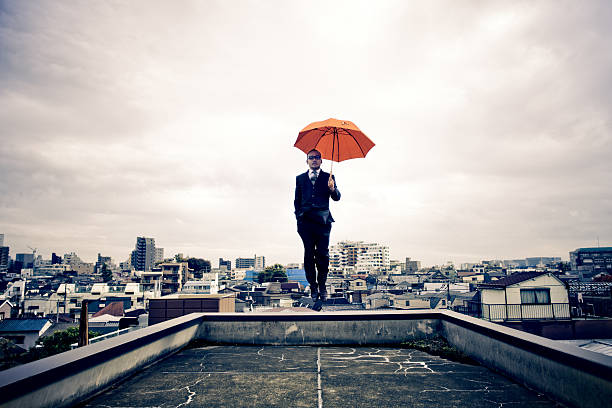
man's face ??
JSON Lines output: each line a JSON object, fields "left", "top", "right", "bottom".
{"left": 307, "top": 150, "right": 322, "bottom": 170}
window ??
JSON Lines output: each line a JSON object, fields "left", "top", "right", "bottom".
{"left": 520, "top": 288, "right": 551, "bottom": 304}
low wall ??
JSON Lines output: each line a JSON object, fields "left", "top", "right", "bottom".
{"left": 0, "top": 313, "right": 204, "bottom": 408}
{"left": 501, "top": 318, "right": 612, "bottom": 339}
{"left": 198, "top": 310, "right": 440, "bottom": 344}
{"left": 441, "top": 311, "right": 612, "bottom": 408}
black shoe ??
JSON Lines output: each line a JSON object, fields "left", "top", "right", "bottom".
{"left": 311, "top": 287, "right": 319, "bottom": 300}
{"left": 319, "top": 290, "right": 328, "bottom": 302}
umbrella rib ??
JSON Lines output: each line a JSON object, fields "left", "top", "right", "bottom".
{"left": 315, "top": 128, "right": 331, "bottom": 154}
{"left": 344, "top": 128, "right": 367, "bottom": 157}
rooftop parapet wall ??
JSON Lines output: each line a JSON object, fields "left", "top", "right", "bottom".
{"left": 0, "top": 310, "right": 610, "bottom": 408}
{"left": 0, "top": 313, "right": 204, "bottom": 408}
{"left": 197, "top": 310, "right": 440, "bottom": 345}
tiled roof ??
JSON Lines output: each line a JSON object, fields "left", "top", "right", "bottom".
{"left": 0, "top": 318, "right": 50, "bottom": 333}
{"left": 92, "top": 301, "right": 124, "bottom": 318}
{"left": 479, "top": 272, "right": 546, "bottom": 288}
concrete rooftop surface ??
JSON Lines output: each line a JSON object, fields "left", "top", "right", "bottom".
{"left": 82, "top": 345, "right": 560, "bottom": 408}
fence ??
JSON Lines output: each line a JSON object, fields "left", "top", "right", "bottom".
{"left": 482, "top": 303, "right": 570, "bottom": 321}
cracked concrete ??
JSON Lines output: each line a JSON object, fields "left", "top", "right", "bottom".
{"left": 82, "top": 346, "right": 560, "bottom": 408}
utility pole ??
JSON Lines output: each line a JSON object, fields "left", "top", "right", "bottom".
{"left": 78, "top": 300, "right": 89, "bottom": 347}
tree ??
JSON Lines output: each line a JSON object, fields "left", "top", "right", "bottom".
{"left": 0, "top": 327, "right": 100, "bottom": 369}
{"left": 101, "top": 264, "right": 112, "bottom": 282}
{"left": 257, "top": 264, "right": 288, "bottom": 283}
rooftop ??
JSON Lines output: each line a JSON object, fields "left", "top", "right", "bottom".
{"left": 1, "top": 310, "right": 610, "bottom": 408}
{"left": 82, "top": 345, "right": 558, "bottom": 408}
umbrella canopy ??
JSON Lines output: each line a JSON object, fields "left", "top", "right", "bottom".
{"left": 294, "top": 118, "right": 375, "bottom": 162}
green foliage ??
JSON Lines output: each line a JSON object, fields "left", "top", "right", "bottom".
{"left": 257, "top": 264, "right": 287, "bottom": 283}
{"left": 187, "top": 258, "right": 211, "bottom": 272}
{"left": 0, "top": 327, "right": 100, "bottom": 371}
{"left": 101, "top": 264, "right": 112, "bottom": 282}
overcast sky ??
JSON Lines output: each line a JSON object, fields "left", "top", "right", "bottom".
{"left": 1, "top": 1, "right": 611, "bottom": 267}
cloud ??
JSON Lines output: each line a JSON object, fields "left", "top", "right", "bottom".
{"left": 0, "top": 1, "right": 611, "bottom": 265}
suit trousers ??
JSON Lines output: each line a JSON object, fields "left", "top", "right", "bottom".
{"left": 297, "top": 220, "right": 332, "bottom": 292}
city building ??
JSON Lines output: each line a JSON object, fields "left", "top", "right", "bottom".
{"left": 219, "top": 258, "right": 231, "bottom": 271}
{"left": 51, "top": 253, "right": 62, "bottom": 264}
{"left": 63, "top": 252, "right": 81, "bottom": 264}
{"left": 235, "top": 257, "right": 255, "bottom": 269}
{"left": 404, "top": 257, "right": 421, "bottom": 273}
{"left": 158, "top": 262, "right": 191, "bottom": 295}
{"left": 0, "top": 246, "right": 9, "bottom": 270}
{"left": 570, "top": 247, "right": 612, "bottom": 279}
{"left": 0, "top": 318, "right": 53, "bottom": 350}
{"left": 254, "top": 255, "right": 265, "bottom": 270}
{"left": 94, "top": 253, "right": 113, "bottom": 274}
{"left": 131, "top": 237, "right": 156, "bottom": 271}
{"left": 182, "top": 273, "right": 219, "bottom": 295}
{"left": 0, "top": 233, "right": 4, "bottom": 246}
{"left": 155, "top": 248, "right": 164, "bottom": 264}
{"left": 135, "top": 270, "right": 163, "bottom": 298}
{"left": 478, "top": 272, "right": 570, "bottom": 321}
{"left": 526, "top": 257, "right": 561, "bottom": 267}
{"left": 15, "top": 253, "right": 34, "bottom": 269}
{"left": 329, "top": 241, "right": 390, "bottom": 274}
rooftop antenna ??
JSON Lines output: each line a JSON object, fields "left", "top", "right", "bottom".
{"left": 597, "top": 236, "right": 600, "bottom": 247}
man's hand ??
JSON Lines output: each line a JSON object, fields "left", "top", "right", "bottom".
{"left": 328, "top": 174, "right": 335, "bottom": 191}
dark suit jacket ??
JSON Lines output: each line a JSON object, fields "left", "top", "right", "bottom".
{"left": 294, "top": 170, "right": 341, "bottom": 225}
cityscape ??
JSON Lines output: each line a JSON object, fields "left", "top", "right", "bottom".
{"left": 1, "top": 231, "right": 611, "bottom": 332}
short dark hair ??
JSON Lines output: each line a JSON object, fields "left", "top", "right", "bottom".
{"left": 307, "top": 149, "right": 321, "bottom": 156}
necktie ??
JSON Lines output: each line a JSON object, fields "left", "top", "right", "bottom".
{"left": 310, "top": 171, "right": 318, "bottom": 185}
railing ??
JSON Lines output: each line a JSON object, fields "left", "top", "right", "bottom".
{"left": 70, "top": 326, "right": 140, "bottom": 349}
{"left": 481, "top": 303, "right": 571, "bottom": 321}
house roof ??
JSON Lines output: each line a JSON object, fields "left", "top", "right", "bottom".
{"left": 92, "top": 301, "right": 124, "bottom": 318}
{"left": 0, "top": 318, "right": 51, "bottom": 333}
{"left": 478, "top": 272, "right": 547, "bottom": 288}
{"left": 281, "top": 282, "right": 300, "bottom": 291}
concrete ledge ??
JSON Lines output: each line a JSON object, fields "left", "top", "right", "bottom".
{"left": 0, "top": 313, "right": 205, "bottom": 408}
{"left": 441, "top": 310, "right": 612, "bottom": 408}
{"left": 198, "top": 310, "right": 440, "bottom": 344}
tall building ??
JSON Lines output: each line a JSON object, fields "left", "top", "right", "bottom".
{"left": 63, "top": 252, "right": 82, "bottom": 264}
{"left": 155, "top": 248, "right": 164, "bottom": 264}
{"left": 405, "top": 257, "right": 421, "bottom": 273}
{"left": 95, "top": 253, "right": 113, "bottom": 274}
{"left": 0, "top": 246, "right": 9, "bottom": 270}
{"left": 219, "top": 258, "right": 231, "bottom": 271}
{"left": 254, "top": 255, "right": 265, "bottom": 271}
{"left": 0, "top": 233, "right": 4, "bottom": 246}
{"left": 15, "top": 253, "right": 34, "bottom": 269}
{"left": 235, "top": 257, "right": 255, "bottom": 269}
{"left": 131, "top": 237, "right": 156, "bottom": 271}
{"left": 329, "top": 241, "right": 390, "bottom": 273}
{"left": 570, "top": 247, "right": 612, "bottom": 278}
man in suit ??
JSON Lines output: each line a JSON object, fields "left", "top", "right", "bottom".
{"left": 294, "top": 149, "right": 341, "bottom": 301}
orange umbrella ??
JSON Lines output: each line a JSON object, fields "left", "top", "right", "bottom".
{"left": 294, "top": 118, "right": 375, "bottom": 172}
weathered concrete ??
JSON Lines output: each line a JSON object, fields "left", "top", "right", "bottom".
{"left": 442, "top": 311, "right": 612, "bottom": 408}
{"left": 198, "top": 311, "right": 440, "bottom": 344}
{"left": 0, "top": 313, "right": 204, "bottom": 408}
{"left": 82, "top": 345, "right": 559, "bottom": 408}
{"left": 2, "top": 310, "right": 611, "bottom": 408}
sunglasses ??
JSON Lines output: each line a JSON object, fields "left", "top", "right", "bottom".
{"left": 308, "top": 155, "right": 321, "bottom": 160}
